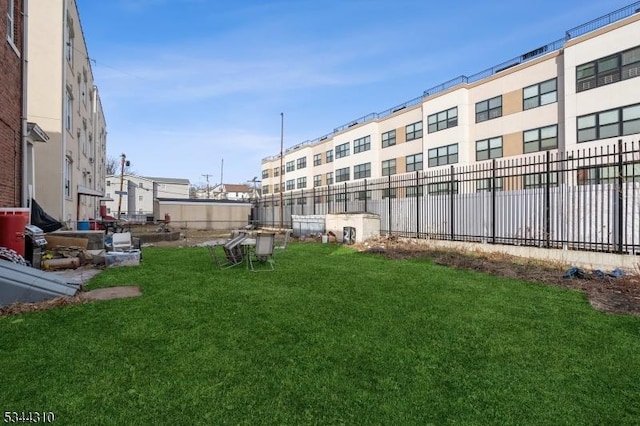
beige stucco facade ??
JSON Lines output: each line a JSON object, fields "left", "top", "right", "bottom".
{"left": 154, "top": 199, "right": 252, "bottom": 230}
{"left": 27, "top": 0, "right": 107, "bottom": 226}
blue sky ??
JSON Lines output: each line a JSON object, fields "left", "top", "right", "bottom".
{"left": 76, "top": 0, "right": 633, "bottom": 187}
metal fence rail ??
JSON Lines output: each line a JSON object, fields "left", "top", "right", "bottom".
{"left": 255, "top": 140, "right": 640, "bottom": 254}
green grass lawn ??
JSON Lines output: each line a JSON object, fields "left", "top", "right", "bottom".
{"left": 1, "top": 243, "right": 640, "bottom": 425}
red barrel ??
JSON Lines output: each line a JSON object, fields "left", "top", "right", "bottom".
{"left": 0, "top": 214, "right": 29, "bottom": 256}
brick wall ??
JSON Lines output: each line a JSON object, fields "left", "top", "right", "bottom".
{"left": 0, "top": 0, "right": 24, "bottom": 207}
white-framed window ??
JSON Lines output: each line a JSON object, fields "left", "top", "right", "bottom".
{"left": 523, "top": 78, "right": 557, "bottom": 110}
{"left": 65, "top": 14, "right": 75, "bottom": 64}
{"left": 296, "top": 177, "right": 307, "bottom": 189}
{"left": 65, "top": 87, "right": 74, "bottom": 132}
{"left": 6, "top": 0, "right": 16, "bottom": 49}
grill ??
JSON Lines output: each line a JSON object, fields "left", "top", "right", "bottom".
{"left": 25, "top": 225, "right": 47, "bottom": 269}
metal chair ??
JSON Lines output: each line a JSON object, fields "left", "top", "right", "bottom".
{"left": 209, "top": 232, "right": 247, "bottom": 269}
{"left": 248, "top": 233, "right": 275, "bottom": 272}
{"left": 273, "top": 229, "right": 292, "bottom": 261}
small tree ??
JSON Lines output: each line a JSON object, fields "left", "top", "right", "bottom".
{"left": 106, "top": 156, "right": 134, "bottom": 176}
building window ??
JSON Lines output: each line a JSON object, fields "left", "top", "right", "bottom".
{"left": 476, "top": 178, "right": 503, "bottom": 192}
{"left": 428, "top": 181, "right": 458, "bottom": 195}
{"left": 138, "top": 195, "right": 143, "bottom": 202}
{"left": 406, "top": 121, "right": 423, "bottom": 141}
{"left": 428, "top": 144, "right": 458, "bottom": 167}
{"left": 313, "top": 174, "right": 322, "bottom": 187}
{"left": 273, "top": 183, "right": 280, "bottom": 193}
{"left": 427, "top": 107, "right": 458, "bottom": 133}
{"left": 476, "top": 136, "right": 503, "bottom": 161}
{"left": 382, "top": 188, "right": 397, "bottom": 199}
{"left": 286, "top": 179, "right": 294, "bottom": 190}
{"left": 524, "top": 125, "right": 557, "bottom": 153}
{"left": 296, "top": 177, "right": 307, "bottom": 189}
{"left": 297, "top": 197, "right": 307, "bottom": 205}
{"left": 273, "top": 167, "right": 280, "bottom": 177}
{"left": 523, "top": 78, "right": 557, "bottom": 110}
{"left": 262, "top": 169, "right": 269, "bottom": 179}
{"left": 263, "top": 185, "right": 270, "bottom": 195}
{"left": 382, "top": 130, "right": 396, "bottom": 148}
{"left": 354, "top": 162, "right": 371, "bottom": 179}
{"left": 335, "top": 167, "right": 350, "bottom": 183}
{"left": 286, "top": 161, "right": 294, "bottom": 172}
{"left": 335, "top": 142, "right": 350, "bottom": 159}
{"left": 106, "top": 180, "right": 111, "bottom": 186}
{"left": 65, "top": 14, "right": 74, "bottom": 64}
{"left": 476, "top": 96, "right": 502, "bottom": 123}
{"left": 524, "top": 172, "right": 558, "bottom": 189}
{"left": 313, "top": 153, "right": 322, "bottom": 166}
{"left": 355, "top": 190, "right": 372, "bottom": 200}
{"left": 326, "top": 149, "right": 334, "bottom": 163}
{"left": 577, "top": 104, "right": 640, "bottom": 143}
{"left": 6, "top": 0, "right": 15, "bottom": 46}
{"left": 326, "top": 172, "right": 334, "bottom": 185}
{"left": 407, "top": 186, "right": 424, "bottom": 197}
{"left": 296, "top": 157, "right": 307, "bottom": 169}
{"left": 354, "top": 136, "right": 371, "bottom": 153}
{"left": 576, "top": 45, "right": 640, "bottom": 92}
{"left": 577, "top": 163, "right": 640, "bottom": 185}
{"left": 64, "top": 158, "right": 72, "bottom": 199}
{"left": 406, "top": 153, "right": 423, "bottom": 172}
{"left": 81, "top": 72, "right": 88, "bottom": 106}
{"left": 382, "top": 159, "right": 396, "bottom": 176}
{"left": 65, "top": 87, "right": 73, "bottom": 131}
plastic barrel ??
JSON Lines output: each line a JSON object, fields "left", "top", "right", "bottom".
{"left": 77, "top": 221, "right": 90, "bottom": 230}
{"left": 0, "top": 214, "right": 29, "bottom": 256}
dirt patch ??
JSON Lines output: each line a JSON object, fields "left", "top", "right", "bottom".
{"left": 79, "top": 286, "right": 142, "bottom": 301}
{"left": 356, "top": 236, "right": 640, "bottom": 317}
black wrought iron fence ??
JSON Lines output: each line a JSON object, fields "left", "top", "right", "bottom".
{"left": 255, "top": 140, "right": 640, "bottom": 254}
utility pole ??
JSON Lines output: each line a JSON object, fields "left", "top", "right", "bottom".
{"left": 116, "top": 153, "right": 127, "bottom": 219}
{"left": 279, "top": 112, "right": 284, "bottom": 230}
{"left": 201, "top": 174, "right": 213, "bottom": 199}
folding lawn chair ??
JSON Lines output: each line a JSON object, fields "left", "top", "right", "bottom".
{"left": 209, "top": 232, "right": 247, "bottom": 269}
{"left": 248, "top": 233, "right": 275, "bottom": 272}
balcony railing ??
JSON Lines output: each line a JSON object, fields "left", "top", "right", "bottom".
{"left": 262, "top": 2, "right": 640, "bottom": 162}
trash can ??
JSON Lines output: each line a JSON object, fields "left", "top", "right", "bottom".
{"left": 0, "top": 208, "right": 30, "bottom": 256}
{"left": 77, "top": 221, "right": 90, "bottom": 230}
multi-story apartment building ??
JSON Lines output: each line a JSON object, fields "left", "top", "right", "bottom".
{"left": 261, "top": 4, "right": 640, "bottom": 197}
{"left": 0, "top": 0, "right": 48, "bottom": 208}
{"left": 104, "top": 175, "right": 190, "bottom": 219}
{"left": 27, "top": 0, "right": 107, "bottom": 225}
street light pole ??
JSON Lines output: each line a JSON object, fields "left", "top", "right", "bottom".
{"left": 279, "top": 112, "right": 284, "bottom": 230}
{"left": 116, "top": 153, "right": 126, "bottom": 219}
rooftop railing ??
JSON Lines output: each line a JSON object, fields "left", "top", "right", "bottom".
{"left": 262, "top": 2, "right": 640, "bottom": 163}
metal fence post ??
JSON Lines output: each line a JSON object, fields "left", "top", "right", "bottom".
{"left": 364, "top": 179, "right": 368, "bottom": 213}
{"left": 545, "top": 151, "right": 551, "bottom": 248}
{"left": 312, "top": 187, "right": 316, "bottom": 215}
{"left": 343, "top": 182, "right": 348, "bottom": 212}
{"left": 450, "top": 165, "right": 455, "bottom": 240}
{"left": 492, "top": 159, "right": 496, "bottom": 244}
{"left": 415, "top": 171, "right": 420, "bottom": 238}
{"left": 617, "top": 139, "right": 624, "bottom": 253}
{"left": 388, "top": 175, "right": 392, "bottom": 235}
